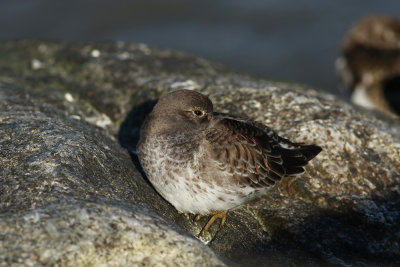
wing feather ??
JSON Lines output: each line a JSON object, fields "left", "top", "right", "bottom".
{"left": 205, "top": 115, "right": 321, "bottom": 188}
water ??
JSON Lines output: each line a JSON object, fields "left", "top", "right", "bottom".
{"left": 0, "top": 0, "right": 399, "bottom": 95}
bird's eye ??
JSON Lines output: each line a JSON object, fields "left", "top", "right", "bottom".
{"left": 193, "top": 110, "right": 204, "bottom": 117}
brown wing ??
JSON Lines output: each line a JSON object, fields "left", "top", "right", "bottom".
{"left": 205, "top": 115, "right": 322, "bottom": 189}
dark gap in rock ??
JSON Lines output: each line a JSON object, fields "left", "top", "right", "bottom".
{"left": 382, "top": 74, "right": 400, "bottom": 115}
{"left": 118, "top": 99, "right": 157, "bottom": 183}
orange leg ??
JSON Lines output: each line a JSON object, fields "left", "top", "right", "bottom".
{"left": 197, "top": 210, "right": 228, "bottom": 237}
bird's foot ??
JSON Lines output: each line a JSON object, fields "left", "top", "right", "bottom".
{"left": 197, "top": 210, "right": 228, "bottom": 237}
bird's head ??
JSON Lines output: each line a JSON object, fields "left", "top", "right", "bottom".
{"left": 146, "top": 89, "right": 213, "bottom": 134}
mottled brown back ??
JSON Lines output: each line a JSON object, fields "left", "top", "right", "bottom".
{"left": 205, "top": 115, "right": 322, "bottom": 189}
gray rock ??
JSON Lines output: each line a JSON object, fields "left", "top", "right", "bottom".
{"left": 0, "top": 199, "right": 225, "bottom": 266}
{"left": 0, "top": 85, "right": 225, "bottom": 266}
{"left": 1, "top": 39, "right": 400, "bottom": 266}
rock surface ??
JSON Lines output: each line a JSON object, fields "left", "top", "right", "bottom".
{"left": 1, "top": 39, "right": 400, "bottom": 266}
{"left": 0, "top": 199, "right": 224, "bottom": 266}
{"left": 0, "top": 85, "right": 225, "bottom": 266}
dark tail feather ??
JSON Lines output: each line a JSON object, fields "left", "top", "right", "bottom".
{"left": 299, "top": 145, "right": 322, "bottom": 161}
{"left": 280, "top": 144, "right": 322, "bottom": 176}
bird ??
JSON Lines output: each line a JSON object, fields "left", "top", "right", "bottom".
{"left": 137, "top": 89, "right": 322, "bottom": 236}
{"left": 336, "top": 15, "right": 400, "bottom": 118}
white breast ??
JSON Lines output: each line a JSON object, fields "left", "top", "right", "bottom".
{"left": 138, "top": 136, "right": 265, "bottom": 214}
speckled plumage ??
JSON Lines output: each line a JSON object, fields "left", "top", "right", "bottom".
{"left": 137, "top": 89, "right": 322, "bottom": 233}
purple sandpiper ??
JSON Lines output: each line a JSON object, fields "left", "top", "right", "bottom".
{"left": 137, "top": 89, "right": 322, "bottom": 236}
{"left": 336, "top": 15, "right": 400, "bottom": 118}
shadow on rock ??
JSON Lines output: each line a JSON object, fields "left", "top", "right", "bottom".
{"left": 194, "top": 187, "right": 400, "bottom": 267}
{"left": 118, "top": 99, "right": 157, "bottom": 177}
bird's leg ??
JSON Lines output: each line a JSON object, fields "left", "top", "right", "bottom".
{"left": 198, "top": 210, "right": 228, "bottom": 237}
